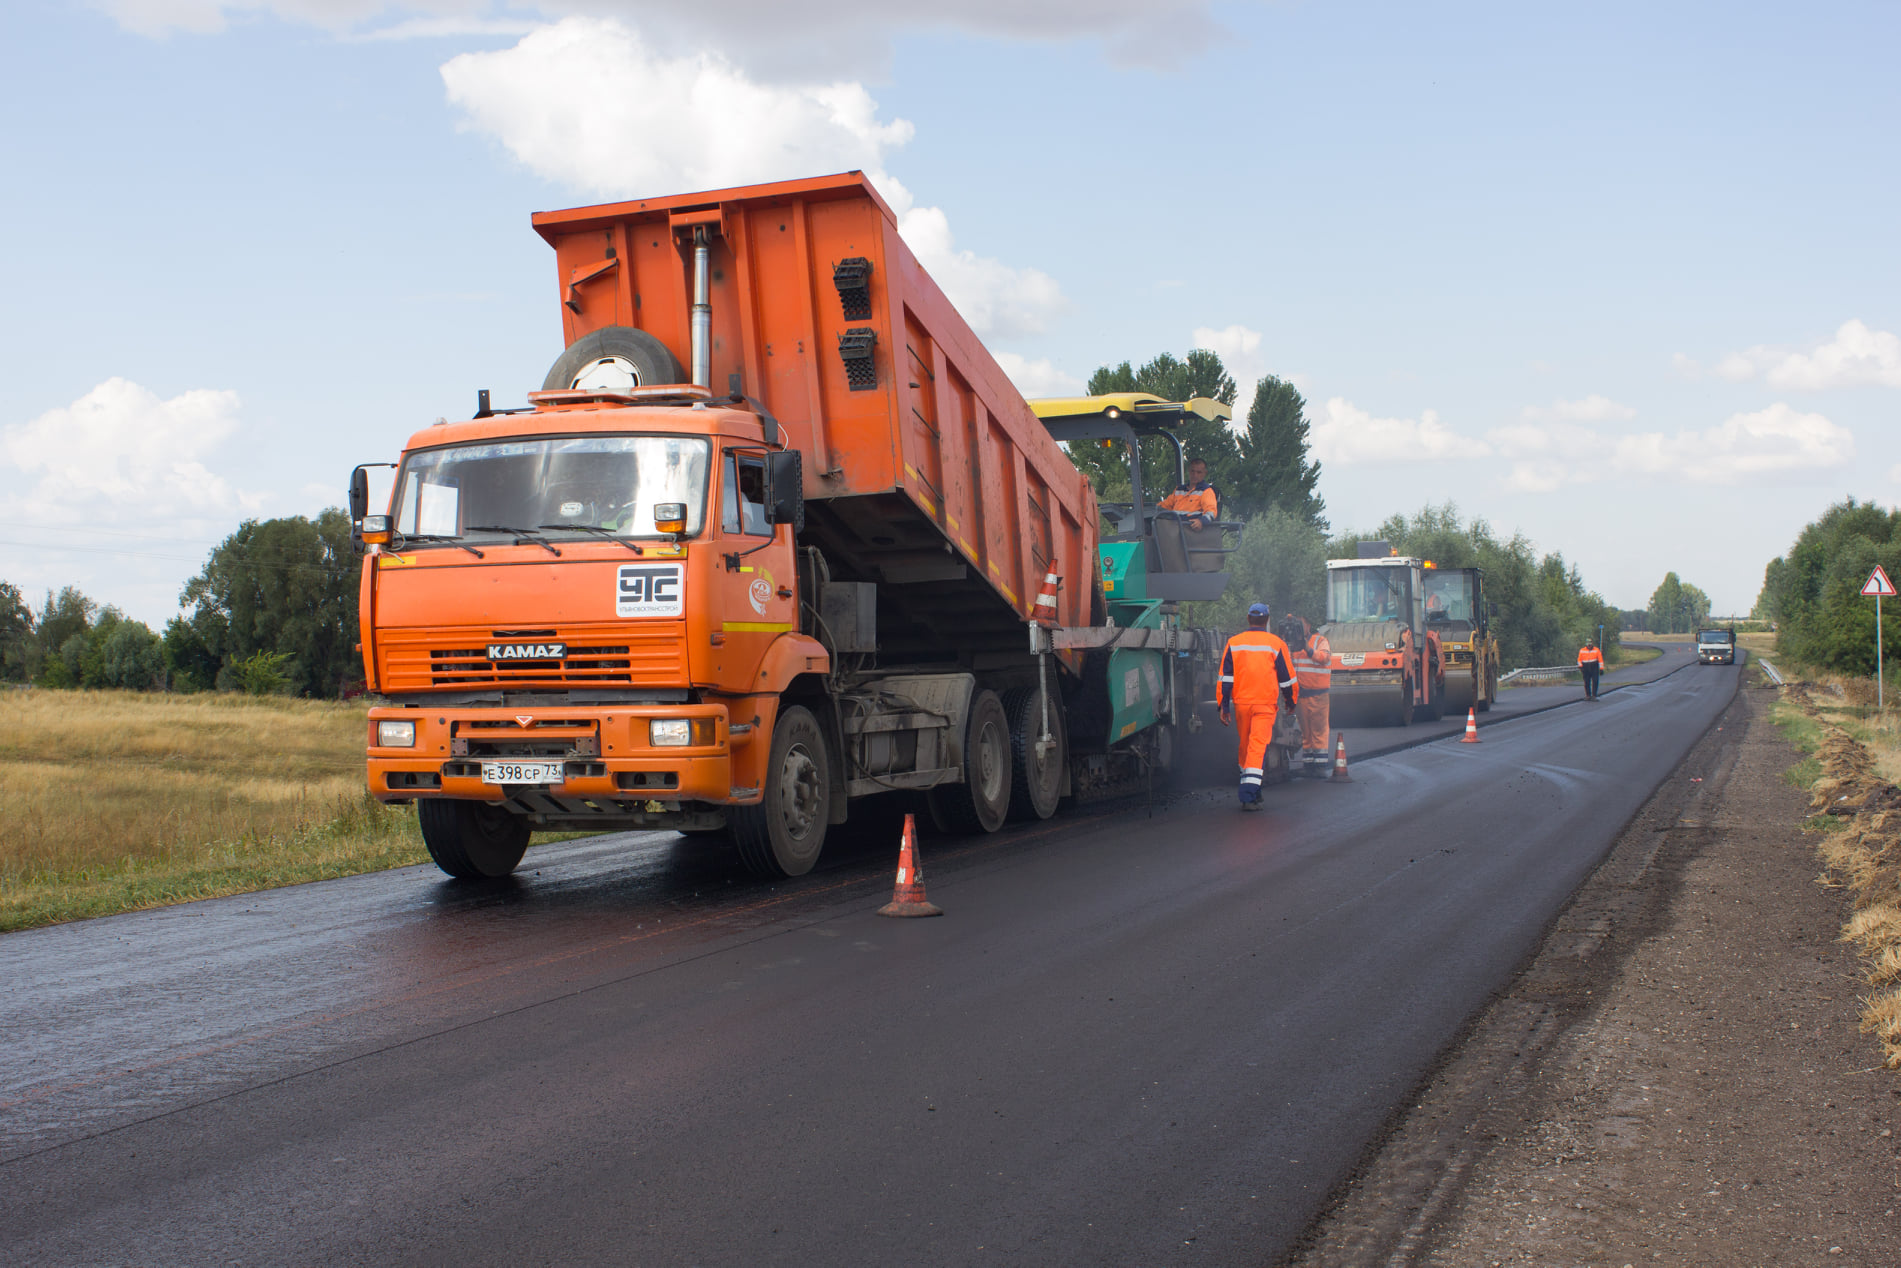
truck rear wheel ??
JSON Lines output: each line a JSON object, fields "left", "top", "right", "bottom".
{"left": 418, "top": 799, "right": 530, "bottom": 879}
{"left": 730, "top": 705, "right": 830, "bottom": 878}
{"left": 929, "top": 690, "right": 1013, "bottom": 834}
{"left": 542, "top": 325, "right": 686, "bottom": 393}
{"left": 1003, "top": 686, "right": 1066, "bottom": 821}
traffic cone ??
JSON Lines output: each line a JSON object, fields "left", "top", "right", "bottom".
{"left": 1330, "top": 733, "right": 1351, "bottom": 782}
{"left": 877, "top": 814, "right": 943, "bottom": 918}
{"left": 1032, "top": 565, "right": 1061, "bottom": 626}
{"left": 1461, "top": 706, "right": 1480, "bottom": 743}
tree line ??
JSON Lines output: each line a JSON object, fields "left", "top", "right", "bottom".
{"left": 0, "top": 509, "right": 360, "bottom": 697}
{"left": 1757, "top": 498, "right": 1901, "bottom": 675}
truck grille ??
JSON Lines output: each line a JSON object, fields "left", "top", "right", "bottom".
{"left": 378, "top": 626, "right": 685, "bottom": 691}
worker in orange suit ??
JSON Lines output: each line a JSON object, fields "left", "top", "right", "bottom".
{"left": 1158, "top": 457, "right": 1219, "bottom": 532}
{"left": 1219, "top": 602, "right": 1298, "bottom": 810}
{"left": 1578, "top": 639, "right": 1605, "bottom": 700}
{"left": 1283, "top": 614, "right": 1333, "bottom": 777}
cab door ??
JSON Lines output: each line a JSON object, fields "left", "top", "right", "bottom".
{"left": 711, "top": 448, "right": 798, "bottom": 693}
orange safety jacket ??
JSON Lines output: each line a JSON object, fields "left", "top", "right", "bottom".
{"left": 1577, "top": 645, "right": 1604, "bottom": 668}
{"left": 1292, "top": 632, "right": 1332, "bottom": 693}
{"left": 1158, "top": 482, "right": 1219, "bottom": 520}
{"left": 1220, "top": 629, "right": 1297, "bottom": 709}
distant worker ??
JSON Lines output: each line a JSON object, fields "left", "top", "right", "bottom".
{"left": 1220, "top": 602, "right": 1299, "bottom": 810}
{"left": 1284, "top": 614, "right": 1333, "bottom": 777}
{"left": 1157, "top": 457, "right": 1219, "bottom": 532}
{"left": 1578, "top": 639, "right": 1605, "bottom": 700}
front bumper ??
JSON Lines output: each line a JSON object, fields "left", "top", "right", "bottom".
{"left": 365, "top": 702, "right": 751, "bottom": 810}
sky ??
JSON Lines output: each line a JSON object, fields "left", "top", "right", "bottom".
{"left": 2, "top": 0, "right": 1897, "bottom": 625}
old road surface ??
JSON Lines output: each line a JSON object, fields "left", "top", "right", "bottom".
{"left": 3, "top": 643, "right": 1729, "bottom": 1265}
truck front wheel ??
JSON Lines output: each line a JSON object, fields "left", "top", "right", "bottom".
{"left": 930, "top": 690, "right": 1013, "bottom": 834}
{"left": 418, "top": 799, "right": 530, "bottom": 879}
{"left": 731, "top": 705, "right": 831, "bottom": 879}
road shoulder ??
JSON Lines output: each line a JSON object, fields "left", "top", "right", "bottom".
{"left": 1286, "top": 681, "right": 1901, "bottom": 1266}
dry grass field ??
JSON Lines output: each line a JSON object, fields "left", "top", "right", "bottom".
{"left": 0, "top": 688, "right": 424, "bottom": 932}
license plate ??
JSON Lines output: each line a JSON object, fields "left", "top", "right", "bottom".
{"left": 481, "top": 761, "right": 565, "bottom": 786}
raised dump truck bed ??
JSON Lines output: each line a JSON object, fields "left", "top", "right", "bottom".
{"left": 533, "top": 172, "right": 1096, "bottom": 661}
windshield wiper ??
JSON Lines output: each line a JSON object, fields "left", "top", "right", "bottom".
{"left": 390, "top": 533, "right": 485, "bottom": 558}
{"left": 537, "top": 524, "right": 644, "bottom": 554}
{"left": 466, "top": 525, "right": 562, "bottom": 556}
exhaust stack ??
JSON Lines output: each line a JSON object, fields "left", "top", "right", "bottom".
{"left": 690, "top": 226, "right": 711, "bottom": 388}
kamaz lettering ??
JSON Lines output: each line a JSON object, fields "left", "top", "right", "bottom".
{"left": 487, "top": 643, "right": 565, "bottom": 660}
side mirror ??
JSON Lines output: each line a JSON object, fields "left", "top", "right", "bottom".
{"left": 348, "top": 466, "right": 370, "bottom": 521}
{"left": 768, "top": 450, "right": 804, "bottom": 533}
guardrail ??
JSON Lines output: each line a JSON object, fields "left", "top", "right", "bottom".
{"left": 1498, "top": 665, "right": 1581, "bottom": 685}
{"left": 1758, "top": 658, "right": 1785, "bottom": 686}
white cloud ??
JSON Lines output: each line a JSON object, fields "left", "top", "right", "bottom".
{"left": 1703, "top": 320, "right": 1901, "bottom": 390}
{"left": 98, "top": 0, "right": 405, "bottom": 37}
{"left": 1487, "top": 402, "right": 1853, "bottom": 491}
{"left": 440, "top": 18, "right": 1066, "bottom": 340}
{"left": 1520, "top": 394, "right": 1635, "bottom": 424}
{"left": 1191, "top": 324, "right": 1264, "bottom": 420}
{"left": 1311, "top": 398, "right": 1485, "bottom": 466}
{"left": 1615, "top": 403, "right": 1853, "bottom": 484}
{"left": 994, "top": 353, "right": 1083, "bottom": 399}
{"left": 2, "top": 378, "right": 261, "bottom": 525}
{"left": 354, "top": 14, "right": 540, "bottom": 39}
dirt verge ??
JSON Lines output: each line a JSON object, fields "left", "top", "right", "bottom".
{"left": 1286, "top": 683, "right": 1901, "bottom": 1266}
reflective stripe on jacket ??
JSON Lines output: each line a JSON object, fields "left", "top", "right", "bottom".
{"left": 1158, "top": 483, "right": 1219, "bottom": 520}
{"left": 1292, "top": 632, "right": 1332, "bottom": 692}
{"left": 1220, "top": 629, "right": 1297, "bottom": 708}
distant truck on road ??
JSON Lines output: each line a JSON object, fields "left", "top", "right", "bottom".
{"left": 1696, "top": 628, "right": 1737, "bottom": 665}
{"left": 349, "top": 172, "right": 1262, "bottom": 883}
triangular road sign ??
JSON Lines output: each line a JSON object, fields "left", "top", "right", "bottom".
{"left": 1863, "top": 565, "right": 1897, "bottom": 597}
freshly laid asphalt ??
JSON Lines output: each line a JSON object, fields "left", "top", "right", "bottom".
{"left": 0, "top": 642, "right": 1737, "bottom": 1265}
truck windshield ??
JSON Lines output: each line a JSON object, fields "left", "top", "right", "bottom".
{"left": 1698, "top": 629, "right": 1731, "bottom": 643}
{"left": 1329, "top": 567, "right": 1411, "bottom": 623}
{"left": 1423, "top": 572, "right": 1474, "bottom": 622}
{"left": 390, "top": 436, "right": 710, "bottom": 543}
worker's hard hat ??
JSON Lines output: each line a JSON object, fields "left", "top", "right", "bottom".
{"left": 1248, "top": 602, "right": 1271, "bottom": 618}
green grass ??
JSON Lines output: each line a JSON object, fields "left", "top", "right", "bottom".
{"left": 1770, "top": 699, "right": 1823, "bottom": 755}
{"left": 1783, "top": 755, "right": 1823, "bottom": 789}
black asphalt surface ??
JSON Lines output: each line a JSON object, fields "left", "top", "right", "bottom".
{"left": 1, "top": 644, "right": 1738, "bottom": 1265}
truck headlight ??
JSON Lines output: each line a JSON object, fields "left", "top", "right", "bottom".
{"left": 650, "top": 718, "right": 693, "bottom": 747}
{"left": 377, "top": 720, "right": 416, "bottom": 747}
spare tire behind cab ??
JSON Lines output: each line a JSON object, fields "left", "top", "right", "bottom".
{"left": 542, "top": 326, "right": 687, "bottom": 393}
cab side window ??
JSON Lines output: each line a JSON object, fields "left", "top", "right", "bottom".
{"left": 722, "top": 454, "right": 771, "bottom": 537}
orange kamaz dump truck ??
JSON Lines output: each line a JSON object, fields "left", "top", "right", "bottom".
{"left": 351, "top": 172, "right": 1241, "bottom": 881}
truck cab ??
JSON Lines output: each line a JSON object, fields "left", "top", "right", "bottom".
{"left": 1696, "top": 627, "right": 1737, "bottom": 665}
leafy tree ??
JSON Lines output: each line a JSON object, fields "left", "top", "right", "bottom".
{"left": 1757, "top": 498, "right": 1901, "bottom": 676}
{"left": 88, "top": 613, "right": 164, "bottom": 689}
{"left": 234, "top": 649, "right": 295, "bottom": 696}
{"left": 178, "top": 511, "right": 361, "bottom": 698}
{"left": 0, "top": 581, "right": 33, "bottom": 682}
{"left": 162, "top": 616, "right": 220, "bottom": 693}
{"left": 1229, "top": 376, "right": 1326, "bottom": 529}
{"left": 1646, "top": 572, "right": 1711, "bottom": 634}
{"left": 35, "top": 586, "right": 96, "bottom": 684}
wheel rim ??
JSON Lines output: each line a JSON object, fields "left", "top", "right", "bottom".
{"left": 779, "top": 743, "right": 823, "bottom": 841}
{"left": 571, "top": 355, "right": 641, "bottom": 392}
{"left": 977, "top": 722, "right": 1006, "bottom": 802}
